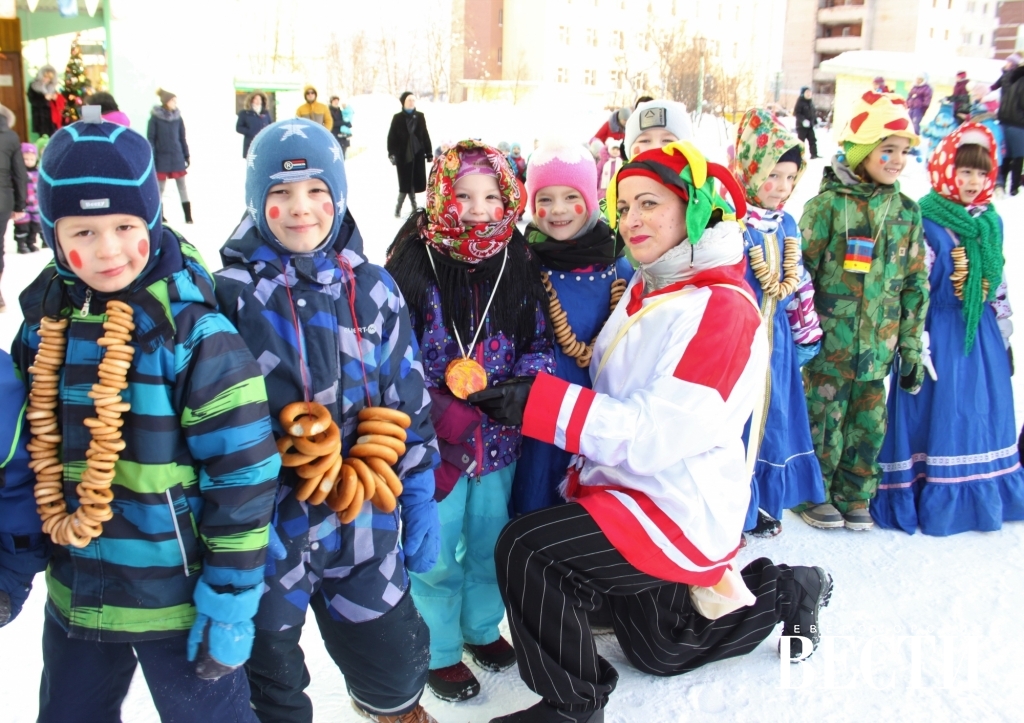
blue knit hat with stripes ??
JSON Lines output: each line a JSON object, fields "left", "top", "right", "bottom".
{"left": 37, "top": 120, "right": 162, "bottom": 255}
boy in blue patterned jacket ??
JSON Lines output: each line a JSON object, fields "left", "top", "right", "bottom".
{"left": 215, "top": 118, "right": 442, "bottom": 723}
{"left": 12, "top": 119, "right": 280, "bottom": 722}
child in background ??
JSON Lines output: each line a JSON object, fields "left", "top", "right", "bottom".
{"left": 0, "top": 349, "right": 47, "bottom": 629}
{"left": 799, "top": 91, "right": 929, "bottom": 531}
{"left": 514, "top": 140, "right": 634, "bottom": 515}
{"left": 598, "top": 138, "right": 623, "bottom": 191}
{"left": 875, "top": 122, "right": 1024, "bottom": 535}
{"left": 14, "top": 119, "right": 280, "bottom": 722}
{"left": 386, "top": 141, "right": 554, "bottom": 703}
{"left": 623, "top": 99, "right": 694, "bottom": 160}
{"left": 14, "top": 143, "right": 40, "bottom": 254}
{"left": 215, "top": 119, "right": 442, "bottom": 723}
{"left": 731, "top": 109, "right": 825, "bottom": 537}
{"left": 507, "top": 143, "right": 527, "bottom": 182}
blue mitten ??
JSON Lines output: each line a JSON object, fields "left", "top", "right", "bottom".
{"left": 186, "top": 579, "right": 263, "bottom": 680}
{"left": 795, "top": 341, "right": 821, "bottom": 368}
{"left": 0, "top": 533, "right": 48, "bottom": 628}
{"left": 401, "top": 499, "right": 440, "bottom": 574}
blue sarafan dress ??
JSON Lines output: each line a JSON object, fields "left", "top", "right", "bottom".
{"left": 512, "top": 254, "right": 635, "bottom": 514}
{"left": 741, "top": 208, "right": 826, "bottom": 529}
{"left": 875, "top": 217, "right": 1024, "bottom": 535}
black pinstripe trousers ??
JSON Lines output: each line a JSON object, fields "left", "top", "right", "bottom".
{"left": 495, "top": 503, "right": 789, "bottom": 712}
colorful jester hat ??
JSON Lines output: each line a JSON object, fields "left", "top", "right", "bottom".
{"left": 928, "top": 121, "right": 998, "bottom": 205}
{"left": 732, "top": 108, "right": 806, "bottom": 208}
{"left": 424, "top": 139, "right": 524, "bottom": 264}
{"left": 838, "top": 91, "right": 919, "bottom": 170}
{"left": 607, "top": 140, "right": 747, "bottom": 244}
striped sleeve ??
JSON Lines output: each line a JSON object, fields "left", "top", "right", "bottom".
{"left": 522, "top": 289, "right": 762, "bottom": 477}
{"left": 175, "top": 308, "right": 280, "bottom": 590}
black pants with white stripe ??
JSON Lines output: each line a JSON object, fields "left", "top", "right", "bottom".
{"left": 495, "top": 503, "right": 791, "bottom": 712}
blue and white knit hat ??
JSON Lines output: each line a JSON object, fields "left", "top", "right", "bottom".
{"left": 244, "top": 118, "right": 348, "bottom": 253}
{"left": 37, "top": 121, "right": 162, "bottom": 253}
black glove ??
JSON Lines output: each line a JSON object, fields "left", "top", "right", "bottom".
{"left": 388, "top": 154, "right": 396, "bottom": 166}
{"left": 467, "top": 377, "right": 535, "bottom": 427}
{"left": 1010, "top": 347, "right": 1015, "bottom": 377}
{"left": 185, "top": 158, "right": 190, "bottom": 169}
{"left": 899, "top": 363, "right": 924, "bottom": 394}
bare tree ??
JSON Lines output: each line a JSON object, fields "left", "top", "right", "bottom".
{"left": 510, "top": 50, "right": 530, "bottom": 105}
{"left": 424, "top": 0, "right": 452, "bottom": 100}
{"left": 349, "top": 31, "right": 377, "bottom": 95}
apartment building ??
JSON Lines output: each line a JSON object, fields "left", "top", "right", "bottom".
{"left": 993, "top": 0, "right": 1024, "bottom": 59}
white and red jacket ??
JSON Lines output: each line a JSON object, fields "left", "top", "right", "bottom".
{"left": 522, "top": 260, "right": 768, "bottom": 586}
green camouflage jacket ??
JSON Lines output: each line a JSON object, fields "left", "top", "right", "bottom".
{"left": 799, "top": 161, "right": 929, "bottom": 381}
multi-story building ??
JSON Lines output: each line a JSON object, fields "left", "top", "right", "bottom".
{"left": 781, "top": 0, "right": 999, "bottom": 113}
{"left": 993, "top": 0, "right": 1024, "bottom": 59}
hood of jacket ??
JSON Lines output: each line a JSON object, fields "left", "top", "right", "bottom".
{"left": 151, "top": 105, "right": 181, "bottom": 122}
{"left": 31, "top": 65, "right": 58, "bottom": 95}
{"left": 245, "top": 91, "right": 268, "bottom": 111}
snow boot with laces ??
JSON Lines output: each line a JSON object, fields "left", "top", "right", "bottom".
{"left": 749, "top": 509, "right": 782, "bottom": 538}
{"left": 426, "top": 662, "right": 480, "bottom": 702}
{"left": 464, "top": 635, "right": 517, "bottom": 672}
{"left": 350, "top": 699, "right": 438, "bottom": 722}
{"left": 490, "top": 700, "right": 605, "bottom": 722}
{"left": 778, "top": 565, "right": 833, "bottom": 661}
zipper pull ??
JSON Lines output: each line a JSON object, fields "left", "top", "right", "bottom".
{"left": 80, "top": 289, "right": 93, "bottom": 317}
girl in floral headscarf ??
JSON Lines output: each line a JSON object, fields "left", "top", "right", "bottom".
{"left": 875, "top": 122, "right": 1024, "bottom": 536}
{"left": 731, "top": 108, "right": 826, "bottom": 538}
{"left": 385, "top": 140, "right": 554, "bottom": 703}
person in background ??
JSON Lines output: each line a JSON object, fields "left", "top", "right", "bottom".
{"left": 794, "top": 87, "right": 819, "bottom": 159}
{"left": 147, "top": 88, "right": 192, "bottom": 224}
{"left": 27, "top": 65, "right": 59, "bottom": 138}
{"left": 950, "top": 71, "right": 971, "bottom": 126}
{"left": 991, "top": 54, "right": 1024, "bottom": 196}
{"left": 506, "top": 143, "right": 526, "bottom": 182}
{"left": 14, "top": 143, "right": 41, "bottom": 254}
{"left": 236, "top": 91, "right": 271, "bottom": 159}
{"left": 591, "top": 107, "right": 631, "bottom": 144}
{"left": 633, "top": 94, "right": 654, "bottom": 109}
{"left": 598, "top": 138, "right": 623, "bottom": 191}
{"left": 387, "top": 92, "right": 433, "bottom": 218}
{"left": 329, "top": 95, "right": 353, "bottom": 158}
{"left": 85, "top": 91, "right": 130, "bottom": 127}
{"left": 296, "top": 85, "right": 332, "bottom": 131}
{"left": 873, "top": 76, "right": 891, "bottom": 94}
{"left": 907, "top": 74, "right": 933, "bottom": 135}
{"left": 623, "top": 99, "right": 694, "bottom": 160}
{"left": 0, "top": 110, "right": 27, "bottom": 312}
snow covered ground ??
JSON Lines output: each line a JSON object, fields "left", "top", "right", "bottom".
{"left": 1, "top": 96, "right": 1023, "bottom": 722}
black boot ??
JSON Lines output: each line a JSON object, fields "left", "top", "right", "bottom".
{"left": 16, "top": 240, "right": 29, "bottom": 254}
{"left": 182, "top": 202, "right": 193, "bottom": 224}
{"left": 778, "top": 565, "right": 833, "bottom": 661}
{"left": 490, "top": 701, "right": 604, "bottom": 723}
{"left": 395, "top": 193, "right": 406, "bottom": 218}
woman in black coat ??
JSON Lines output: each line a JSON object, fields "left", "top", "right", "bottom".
{"left": 386, "top": 92, "right": 432, "bottom": 217}
{"left": 793, "top": 87, "right": 819, "bottom": 159}
{"left": 146, "top": 88, "right": 193, "bottom": 223}
{"left": 27, "top": 65, "right": 59, "bottom": 138}
{"left": 236, "top": 91, "right": 272, "bottom": 158}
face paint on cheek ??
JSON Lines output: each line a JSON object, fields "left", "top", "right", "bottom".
{"left": 762, "top": 181, "right": 774, "bottom": 192}
{"left": 492, "top": 206, "right": 504, "bottom": 221}
{"left": 880, "top": 155, "right": 890, "bottom": 164}
{"left": 537, "top": 208, "right": 546, "bottom": 218}
{"left": 574, "top": 204, "right": 584, "bottom": 215}
{"left": 455, "top": 201, "right": 464, "bottom": 216}
{"left": 268, "top": 206, "right": 281, "bottom": 220}
{"left": 68, "top": 249, "right": 83, "bottom": 269}
{"left": 137, "top": 239, "right": 149, "bottom": 258}
{"left": 322, "top": 202, "right": 334, "bottom": 215}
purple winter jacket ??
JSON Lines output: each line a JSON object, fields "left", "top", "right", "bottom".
{"left": 907, "top": 83, "right": 933, "bottom": 114}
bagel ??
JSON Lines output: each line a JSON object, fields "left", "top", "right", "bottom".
{"left": 292, "top": 421, "right": 341, "bottom": 456}
{"left": 327, "top": 463, "right": 360, "bottom": 512}
{"left": 365, "top": 457, "right": 404, "bottom": 498}
{"left": 276, "top": 436, "right": 317, "bottom": 467}
{"left": 297, "top": 450, "right": 339, "bottom": 479}
{"left": 280, "top": 401, "right": 332, "bottom": 437}
{"left": 294, "top": 471, "right": 324, "bottom": 502}
{"left": 355, "top": 434, "right": 406, "bottom": 456}
{"left": 357, "top": 406, "right": 412, "bottom": 429}
{"left": 338, "top": 481, "right": 364, "bottom": 525}
{"left": 346, "top": 457, "right": 376, "bottom": 501}
{"left": 308, "top": 455, "right": 343, "bottom": 507}
{"left": 347, "top": 443, "right": 399, "bottom": 466}
{"left": 371, "top": 477, "right": 397, "bottom": 513}
{"left": 356, "top": 419, "right": 408, "bottom": 442}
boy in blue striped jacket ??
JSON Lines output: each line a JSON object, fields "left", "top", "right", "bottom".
{"left": 11, "top": 118, "right": 280, "bottom": 722}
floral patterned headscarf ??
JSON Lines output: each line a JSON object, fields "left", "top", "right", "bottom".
{"left": 424, "top": 139, "right": 525, "bottom": 264}
{"left": 928, "top": 122, "right": 998, "bottom": 206}
{"left": 731, "top": 108, "right": 806, "bottom": 209}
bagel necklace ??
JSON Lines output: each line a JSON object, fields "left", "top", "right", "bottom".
{"left": 425, "top": 245, "right": 507, "bottom": 399}
{"left": 541, "top": 272, "right": 627, "bottom": 368}
{"left": 748, "top": 234, "right": 801, "bottom": 300}
{"left": 29, "top": 298, "right": 135, "bottom": 549}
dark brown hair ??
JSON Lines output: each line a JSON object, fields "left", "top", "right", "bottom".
{"left": 954, "top": 143, "right": 993, "bottom": 173}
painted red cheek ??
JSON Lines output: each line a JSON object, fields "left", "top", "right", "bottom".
{"left": 268, "top": 206, "right": 281, "bottom": 219}
{"left": 574, "top": 204, "right": 584, "bottom": 215}
{"left": 137, "top": 239, "right": 149, "bottom": 258}
{"left": 322, "top": 202, "right": 334, "bottom": 215}
{"left": 68, "top": 249, "right": 83, "bottom": 269}
{"left": 537, "top": 208, "right": 547, "bottom": 218}
{"left": 455, "top": 201, "right": 464, "bottom": 216}
{"left": 762, "top": 182, "right": 774, "bottom": 192}
{"left": 492, "top": 207, "right": 503, "bottom": 221}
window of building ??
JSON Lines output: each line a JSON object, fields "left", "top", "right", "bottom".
{"left": 948, "top": 0, "right": 952, "bottom": 8}
{"left": 979, "top": 33, "right": 985, "bottom": 45}
{"left": 497, "top": 47, "right": 503, "bottom": 65}
{"left": 558, "top": 68, "right": 569, "bottom": 83}
{"left": 733, "top": 42, "right": 738, "bottom": 58}
{"left": 498, "top": 8, "right": 503, "bottom": 25}
{"left": 963, "top": 31, "right": 972, "bottom": 44}
{"left": 612, "top": 30, "right": 624, "bottom": 49}
{"left": 967, "top": 1, "right": 975, "bottom": 11}
{"left": 559, "top": 26, "right": 571, "bottom": 45}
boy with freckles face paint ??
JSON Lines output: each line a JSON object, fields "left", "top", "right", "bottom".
{"left": 216, "top": 118, "right": 443, "bottom": 722}
{"left": 798, "top": 91, "right": 929, "bottom": 532}
{"left": 730, "top": 108, "right": 826, "bottom": 539}
{"left": 13, "top": 120, "right": 281, "bottom": 721}
{"left": 513, "top": 141, "right": 633, "bottom": 516}
{"left": 874, "top": 123, "right": 1024, "bottom": 536}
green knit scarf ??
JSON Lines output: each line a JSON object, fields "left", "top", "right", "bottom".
{"left": 918, "top": 190, "right": 1003, "bottom": 354}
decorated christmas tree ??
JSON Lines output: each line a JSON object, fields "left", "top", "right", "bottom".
{"left": 61, "top": 35, "right": 87, "bottom": 126}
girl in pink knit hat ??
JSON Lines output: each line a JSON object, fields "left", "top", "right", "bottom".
{"left": 513, "top": 141, "right": 635, "bottom": 515}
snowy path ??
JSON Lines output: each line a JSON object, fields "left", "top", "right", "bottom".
{"left": 1, "top": 100, "right": 1022, "bottom": 722}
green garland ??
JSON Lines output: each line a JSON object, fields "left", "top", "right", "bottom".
{"left": 918, "top": 190, "right": 1003, "bottom": 354}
